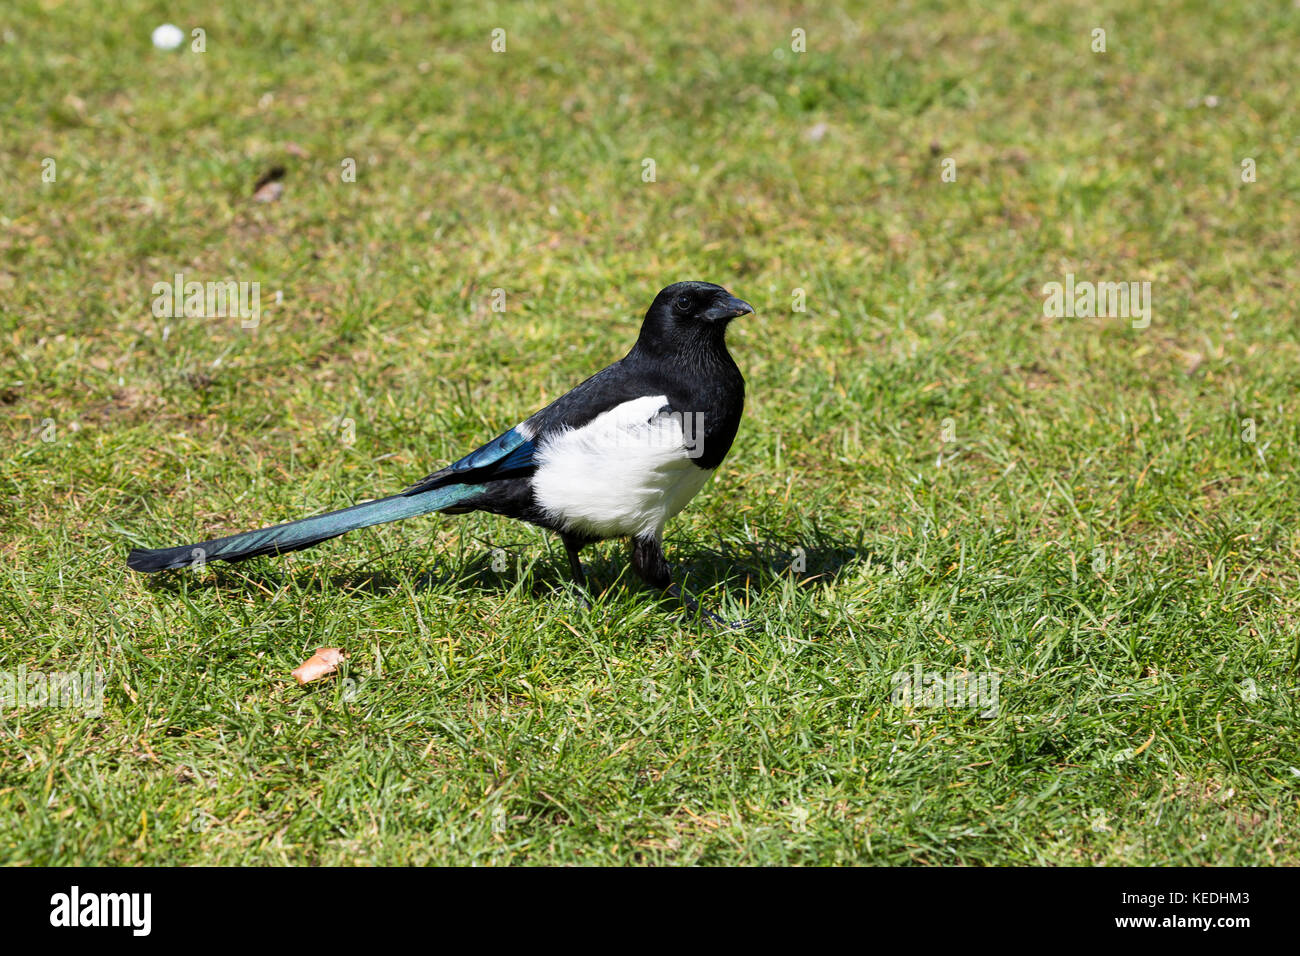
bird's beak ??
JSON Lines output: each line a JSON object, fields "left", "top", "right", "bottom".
{"left": 706, "top": 294, "right": 754, "bottom": 322}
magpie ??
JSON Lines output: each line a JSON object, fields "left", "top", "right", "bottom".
{"left": 127, "top": 281, "right": 754, "bottom": 625}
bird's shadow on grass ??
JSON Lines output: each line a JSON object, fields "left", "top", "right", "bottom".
{"left": 141, "top": 558, "right": 432, "bottom": 598}
{"left": 668, "top": 540, "right": 864, "bottom": 596}
{"left": 138, "top": 535, "right": 871, "bottom": 605}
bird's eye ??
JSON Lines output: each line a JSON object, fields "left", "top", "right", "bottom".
{"left": 674, "top": 294, "right": 694, "bottom": 312}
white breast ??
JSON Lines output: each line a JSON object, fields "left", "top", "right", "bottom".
{"left": 532, "top": 395, "right": 714, "bottom": 540}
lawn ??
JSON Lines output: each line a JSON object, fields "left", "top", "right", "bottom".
{"left": 1, "top": 0, "right": 1297, "bottom": 864}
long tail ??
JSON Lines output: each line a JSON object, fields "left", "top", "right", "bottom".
{"left": 126, "top": 484, "right": 478, "bottom": 573}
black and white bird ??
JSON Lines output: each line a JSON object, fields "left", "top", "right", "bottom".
{"left": 127, "top": 281, "right": 754, "bottom": 624}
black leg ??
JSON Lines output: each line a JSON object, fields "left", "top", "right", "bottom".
{"left": 560, "top": 532, "right": 592, "bottom": 609}
{"left": 628, "top": 534, "right": 672, "bottom": 590}
{"left": 561, "top": 534, "right": 588, "bottom": 590}
{"left": 630, "top": 534, "right": 746, "bottom": 629}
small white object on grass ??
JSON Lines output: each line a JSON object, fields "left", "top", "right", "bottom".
{"left": 152, "top": 23, "right": 184, "bottom": 50}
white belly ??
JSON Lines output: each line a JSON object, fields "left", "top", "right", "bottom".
{"left": 532, "top": 396, "right": 715, "bottom": 540}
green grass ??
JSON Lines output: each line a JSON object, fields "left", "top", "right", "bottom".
{"left": 2, "top": 0, "right": 1298, "bottom": 864}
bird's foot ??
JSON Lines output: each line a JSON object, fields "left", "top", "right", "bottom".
{"left": 670, "top": 584, "right": 752, "bottom": 631}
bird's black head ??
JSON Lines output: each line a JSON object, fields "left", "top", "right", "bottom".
{"left": 635, "top": 281, "right": 753, "bottom": 357}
